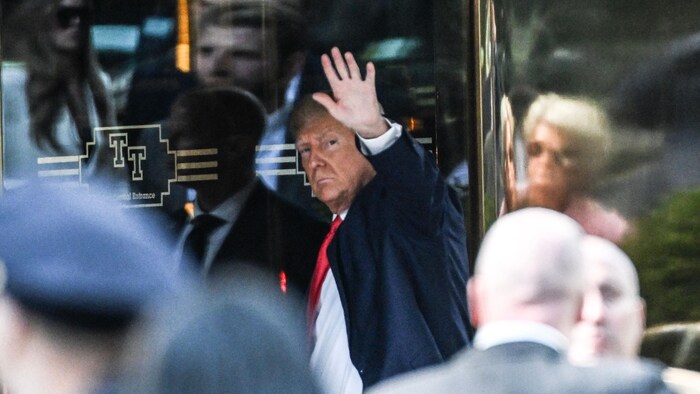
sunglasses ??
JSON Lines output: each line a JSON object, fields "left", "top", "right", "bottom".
{"left": 55, "top": 6, "right": 90, "bottom": 29}
{"left": 526, "top": 141, "right": 578, "bottom": 168}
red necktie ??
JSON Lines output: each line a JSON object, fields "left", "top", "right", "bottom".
{"left": 307, "top": 216, "right": 343, "bottom": 329}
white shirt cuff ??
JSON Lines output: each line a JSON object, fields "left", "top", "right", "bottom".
{"left": 357, "top": 119, "right": 403, "bottom": 156}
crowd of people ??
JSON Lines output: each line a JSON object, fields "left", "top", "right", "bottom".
{"left": 0, "top": 0, "right": 695, "bottom": 393}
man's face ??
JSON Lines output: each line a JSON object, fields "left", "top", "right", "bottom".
{"left": 196, "top": 25, "right": 271, "bottom": 101}
{"left": 569, "top": 255, "right": 645, "bottom": 360}
{"left": 296, "top": 115, "right": 376, "bottom": 214}
{"left": 169, "top": 111, "right": 257, "bottom": 192}
{"left": 525, "top": 122, "right": 581, "bottom": 211}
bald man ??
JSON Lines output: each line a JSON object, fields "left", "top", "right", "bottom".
{"left": 369, "top": 208, "right": 671, "bottom": 394}
{"left": 569, "top": 235, "right": 646, "bottom": 363}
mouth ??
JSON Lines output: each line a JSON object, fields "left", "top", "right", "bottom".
{"left": 314, "top": 177, "right": 334, "bottom": 188}
{"left": 585, "top": 331, "right": 608, "bottom": 352}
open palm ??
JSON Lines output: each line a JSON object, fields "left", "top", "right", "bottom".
{"left": 312, "top": 47, "right": 387, "bottom": 138}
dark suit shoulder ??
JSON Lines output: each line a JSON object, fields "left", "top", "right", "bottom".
{"left": 369, "top": 345, "right": 673, "bottom": 394}
{"left": 577, "top": 358, "right": 672, "bottom": 394}
{"left": 255, "top": 182, "right": 329, "bottom": 236}
{"left": 234, "top": 182, "right": 329, "bottom": 294}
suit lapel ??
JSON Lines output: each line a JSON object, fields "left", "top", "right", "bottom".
{"left": 326, "top": 230, "right": 353, "bottom": 330}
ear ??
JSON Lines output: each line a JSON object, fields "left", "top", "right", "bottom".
{"left": 466, "top": 278, "right": 481, "bottom": 328}
{"left": 638, "top": 298, "right": 647, "bottom": 329}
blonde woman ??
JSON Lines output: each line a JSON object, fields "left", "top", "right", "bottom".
{"left": 513, "top": 93, "right": 629, "bottom": 244}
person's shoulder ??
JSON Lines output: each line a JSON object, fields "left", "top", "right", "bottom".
{"left": 567, "top": 195, "right": 630, "bottom": 243}
{"left": 576, "top": 357, "right": 672, "bottom": 393}
{"left": 1, "top": 61, "right": 27, "bottom": 87}
{"left": 256, "top": 181, "right": 330, "bottom": 234}
{"left": 1, "top": 60, "right": 26, "bottom": 73}
{"left": 367, "top": 349, "right": 471, "bottom": 394}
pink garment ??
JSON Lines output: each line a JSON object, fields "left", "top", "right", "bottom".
{"left": 502, "top": 185, "right": 631, "bottom": 245}
{"left": 564, "top": 196, "right": 630, "bottom": 244}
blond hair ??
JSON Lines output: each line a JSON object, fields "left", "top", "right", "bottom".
{"left": 523, "top": 93, "right": 612, "bottom": 186}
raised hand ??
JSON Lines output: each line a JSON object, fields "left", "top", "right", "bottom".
{"left": 312, "top": 47, "right": 388, "bottom": 139}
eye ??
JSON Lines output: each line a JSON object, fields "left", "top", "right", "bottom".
{"left": 233, "top": 50, "right": 262, "bottom": 61}
{"left": 298, "top": 146, "right": 310, "bottom": 157}
{"left": 526, "top": 142, "right": 543, "bottom": 158}
{"left": 600, "top": 284, "right": 622, "bottom": 303}
{"left": 555, "top": 150, "right": 578, "bottom": 168}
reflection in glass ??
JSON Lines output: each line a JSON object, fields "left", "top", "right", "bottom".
{"left": 510, "top": 93, "right": 630, "bottom": 245}
{"left": 492, "top": 0, "right": 700, "bottom": 337}
{"left": 477, "top": 0, "right": 504, "bottom": 233}
{"left": 1, "top": 0, "right": 121, "bottom": 190}
{"left": 500, "top": 96, "right": 517, "bottom": 213}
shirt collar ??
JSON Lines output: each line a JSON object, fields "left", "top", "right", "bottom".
{"left": 336, "top": 209, "right": 349, "bottom": 221}
{"left": 474, "top": 320, "right": 569, "bottom": 353}
{"left": 193, "top": 180, "right": 257, "bottom": 224}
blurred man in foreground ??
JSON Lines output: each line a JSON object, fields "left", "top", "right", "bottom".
{"left": 370, "top": 208, "right": 671, "bottom": 394}
{"left": 117, "top": 266, "right": 320, "bottom": 394}
{"left": 569, "top": 235, "right": 700, "bottom": 393}
{"left": 0, "top": 183, "right": 188, "bottom": 394}
{"left": 569, "top": 235, "right": 646, "bottom": 363}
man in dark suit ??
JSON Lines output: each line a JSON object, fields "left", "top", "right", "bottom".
{"left": 169, "top": 86, "right": 328, "bottom": 294}
{"left": 369, "top": 208, "right": 671, "bottom": 394}
{"left": 292, "top": 47, "right": 471, "bottom": 392}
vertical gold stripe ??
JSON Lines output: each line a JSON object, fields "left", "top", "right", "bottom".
{"left": 176, "top": 0, "right": 190, "bottom": 72}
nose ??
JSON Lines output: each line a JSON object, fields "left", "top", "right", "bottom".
{"left": 304, "top": 147, "right": 326, "bottom": 173}
{"left": 199, "top": 50, "right": 231, "bottom": 78}
{"left": 211, "top": 53, "right": 232, "bottom": 75}
{"left": 581, "top": 291, "right": 606, "bottom": 324}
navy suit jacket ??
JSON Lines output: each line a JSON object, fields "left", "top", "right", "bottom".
{"left": 327, "top": 130, "right": 471, "bottom": 388}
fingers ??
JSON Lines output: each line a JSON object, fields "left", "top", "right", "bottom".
{"left": 322, "top": 47, "right": 365, "bottom": 81}
{"left": 320, "top": 53, "right": 340, "bottom": 85}
{"left": 311, "top": 92, "right": 337, "bottom": 113}
{"left": 344, "top": 51, "right": 362, "bottom": 79}
{"left": 330, "top": 47, "right": 350, "bottom": 80}
{"left": 365, "top": 61, "right": 376, "bottom": 86}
